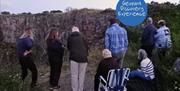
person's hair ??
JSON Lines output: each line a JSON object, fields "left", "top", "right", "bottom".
{"left": 47, "top": 28, "right": 59, "bottom": 40}
{"left": 138, "top": 49, "right": 148, "bottom": 60}
{"left": 102, "top": 49, "right": 112, "bottom": 58}
{"left": 147, "top": 17, "right": 153, "bottom": 24}
{"left": 25, "top": 27, "right": 32, "bottom": 31}
{"left": 109, "top": 18, "right": 117, "bottom": 26}
{"left": 20, "top": 27, "right": 34, "bottom": 40}
{"left": 72, "top": 26, "right": 80, "bottom": 32}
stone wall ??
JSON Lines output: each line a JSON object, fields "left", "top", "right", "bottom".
{"left": 0, "top": 9, "right": 115, "bottom": 63}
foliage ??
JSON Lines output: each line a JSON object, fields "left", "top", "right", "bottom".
{"left": 0, "top": 2, "right": 180, "bottom": 91}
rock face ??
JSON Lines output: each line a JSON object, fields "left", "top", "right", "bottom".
{"left": 0, "top": 9, "right": 115, "bottom": 62}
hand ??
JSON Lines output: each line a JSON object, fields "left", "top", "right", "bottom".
{"left": 137, "top": 69, "right": 141, "bottom": 71}
{"left": 23, "top": 50, "right": 32, "bottom": 56}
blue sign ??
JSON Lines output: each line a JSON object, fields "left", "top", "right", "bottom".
{"left": 116, "top": 0, "right": 148, "bottom": 26}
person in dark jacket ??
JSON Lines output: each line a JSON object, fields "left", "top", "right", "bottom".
{"left": 94, "top": 49, "right": 119, "bottom": 91}
{"left": 17, "top": 27, "right": 38, "bottom": 88}
{"left": 46, "top": 28, "right": 64, "bottom": 89}
{"left": 67, "top": 26, "right": 88, "bottom": 91}
{"left": 141, "top": 17, "right": 157, "bottom": 58}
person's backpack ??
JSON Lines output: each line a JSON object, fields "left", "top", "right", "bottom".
{"left": 164, "top": 29, "right": 172, "bottom": 48}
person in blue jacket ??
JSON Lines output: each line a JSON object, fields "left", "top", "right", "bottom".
{"left": 17, "top": 27, "right": 38, "bottom": 88}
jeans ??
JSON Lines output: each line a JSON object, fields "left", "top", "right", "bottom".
{"left": 112, "top": 50, "right": 126, "bottom": 68}
{"left": 48, "top": 56, "right": 63, "bottom": 87}
{"left": 129, "top": 70, "right": 151, "bottom": 80}
{"left": 19, "top": 55, "right": 38, "bottom": 85}
{"left": 71, "top": 60, "right": 87, "bottom": 91}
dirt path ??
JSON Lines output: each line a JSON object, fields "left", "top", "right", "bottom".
{"left": 37, "top": 59, "right": 99, "bottom": 91}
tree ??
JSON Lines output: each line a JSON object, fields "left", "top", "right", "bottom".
{"left": 50, "top": 10, "right": 63, "bottom": 14}
{"left": 65, "top": 7, "right": 73, "bottom": 12}
{"left": 1, "top": 11, "right": 10, "bottom": 15}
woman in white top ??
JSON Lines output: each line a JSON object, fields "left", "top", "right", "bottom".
{"left": 129, "top": 49, "right": 155, "bottom": 80}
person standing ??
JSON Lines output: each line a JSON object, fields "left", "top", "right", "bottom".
{"left": 67, "top": 26, "right": 88, "bottom": 91}
{"left": 155, "top": 20, "right": 172, "bottom": 60}
{"left": 94, "top": 49, "right": 119, "bottom": 91}
{"left": 17, "top": 27, "right": 38, "bottom": 88}
{"left": 105, "top": 18, "right": 128, "bottom": 68}
{"left": 141, "top": 17, "right": 157, "bottom": 59}
{"left": 46, "top": 28, "right": 64, "bottom": 89}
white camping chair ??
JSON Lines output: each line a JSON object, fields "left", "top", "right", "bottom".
{"left": 98, "top": 68, "right": 130, "bottom": 91}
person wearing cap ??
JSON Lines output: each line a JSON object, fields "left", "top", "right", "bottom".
{"left": 129, "top": 49, "right": 155, "bottom": 80}
{"left": 141, "top": 17, "right": 157, "bottom": 59}
{"left": 17, "top": 27, "right": 38, "bottom": 88}
{"left": 155, "top": 20, "right": 171, "bottom": 60}
{"left": 94, "top": 49, "right": 119, "bottom": 91}
{"left": 67, "top": 26, "right": 88, "bottom": 91}
{"left": 105, "top": 18, "right": 128, "bottom": 68}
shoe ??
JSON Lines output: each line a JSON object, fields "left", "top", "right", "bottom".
{"left": 49, "top": 85, "right": 60, "bottom": 90}
{"left": 31, "top": 83, "right": 38, "bottom": 88}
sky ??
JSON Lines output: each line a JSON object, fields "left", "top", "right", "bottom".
{"left": 0, "top": 0, "right": 179, "bottom": 14}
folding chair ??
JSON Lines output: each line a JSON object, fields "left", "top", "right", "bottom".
{"left": 98, "top": 68, "right": 130, "bottom": 91}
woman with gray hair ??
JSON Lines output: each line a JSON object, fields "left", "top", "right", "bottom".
{"left": 129, "top": 49, "right": 155, "bottom": 80}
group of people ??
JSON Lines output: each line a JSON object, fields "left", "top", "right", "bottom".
{"left": 95, "top": 17, "right": 171, "bottom": 91}
{"left": 17, "top": 26, "right": 88, "bottom": 90}
{"left": 141, "top": 17, "right": 171, "bottom": 60}
{"left": 16, "top": 17, "right": 171, "bottom": 91}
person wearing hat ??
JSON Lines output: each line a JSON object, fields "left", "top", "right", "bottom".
{"left": 155, "top": 20, "right": 171, "bottom": 60}
{"left": 105, "top": 18, "right": 128, "bottom": 68}
{"left": 67, "top": 26, "right": 88, "bottom": 91}
{"left": 141, "top": 17, "right": 157, "bottom": 59}
{"left": 17, "top": 27, "right": 38, "bottom": 88}
{"left": 94, "top": 49, "right": 119, "bottom": 91}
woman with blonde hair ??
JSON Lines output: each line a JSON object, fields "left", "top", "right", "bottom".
{"left": 17, "top": 27, "right": 38, "bottom": 88}
{"left": 46, "top": 28, "right": 64, "bottom": 89}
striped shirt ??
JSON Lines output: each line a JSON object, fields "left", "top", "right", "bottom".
{"left": 105, "top": 23, "right": 128, "bottom": 54}
{"left": 140, "top": 58, "right": 155, "bottom": 79}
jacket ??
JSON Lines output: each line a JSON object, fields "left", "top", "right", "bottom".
{"left": 47, "top": 39, "right": 64, "bottom": 58}
{"left": 94, "top": 57, "right": 119, "bottom": 91}
{"left": 17, "top": 37, "right": 33, "bottom": 57}
{"left": 141, "top": 24, "right": 157, "bottom": 46}
{"left": 155, "top": 26, "right": 170, "bottom": 48}
{"left": 67, "top": 32, "right": 88, "bottom": 63}
{"left": 105, "top": 23, "right": 128, "bottom": 54}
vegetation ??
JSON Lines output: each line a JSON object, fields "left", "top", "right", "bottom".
{"left": 0, "top": 2, "right": 180, "bottom": 91}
